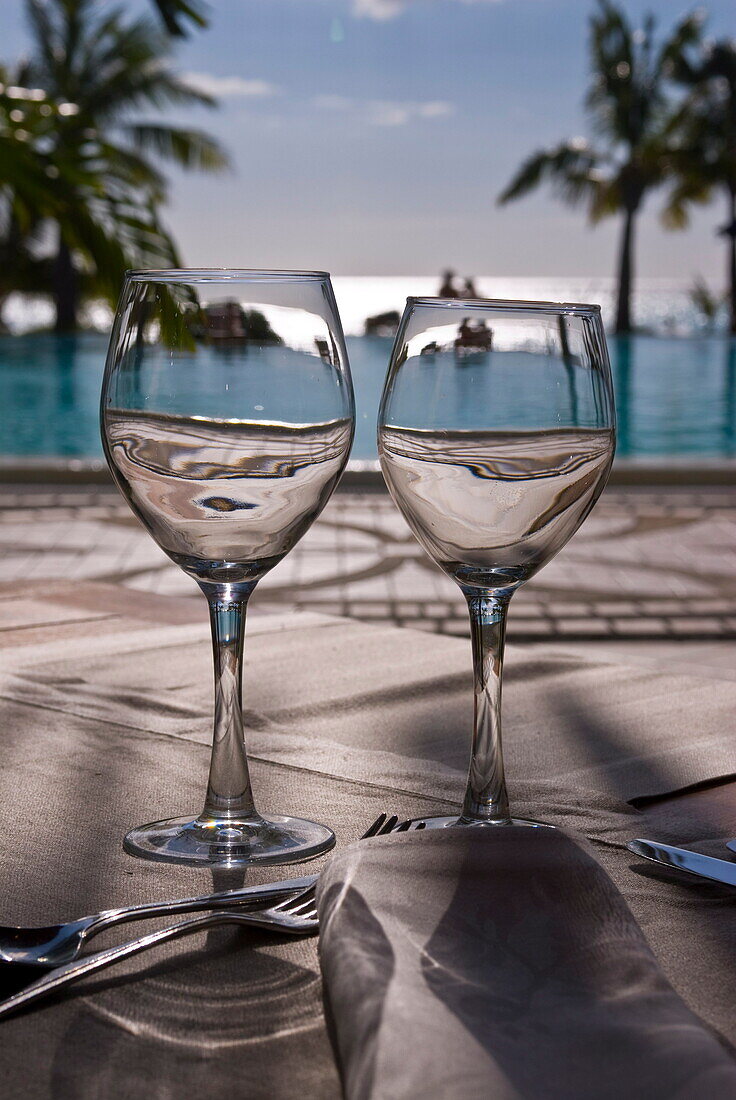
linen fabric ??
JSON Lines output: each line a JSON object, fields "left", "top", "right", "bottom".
{"left": 318, "top": 827, "right": 736, "bottom": 1100}
{"left": 2, "top": 591, "right": 736, "bottom": 1097}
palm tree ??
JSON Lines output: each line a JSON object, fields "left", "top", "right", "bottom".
{"left": 0, "top": 70, "right": 55, "bottom": 328}
{"left": 664, "top": 40, "right": 736, "bottom": 333}
{"left": 498, "top": 1, "right": 701, "bottom": 334}
{"left": 151, "top": 0, "right": 207, "bottom": 37}
{"left": 0, "top": 64, "right": 110, "bottom": 328}
{"left": 0, "top": 83, "right": 182, "bottom": 332}
{"left": 23, "top": 0, "right": 229, "bottom": 331}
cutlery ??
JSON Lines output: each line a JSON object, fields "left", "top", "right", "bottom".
{"left": 0, "top": 813, "right": 409, "bottom": 969}
{"left": 0, "top": 891, "right": 322, "bottom": 1021}
{"left": 0, "top": 811, "right": 410, "bottom": 1019}
{"left": 627, "top": 838, "right": 736, "bottom": 887}
{"left": 0, "top": 812, "right": 406, "bottom": 974}
{"left": 0, "top": 876, "right": 317, "bottom": 968}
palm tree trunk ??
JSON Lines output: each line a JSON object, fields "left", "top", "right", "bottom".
{"left": 0, "top": 214, "right": 24, "bottom": 333}
{"left": 727, "top": 187, "right": 736, "bottom": 336}
{"left": 54, "top": 230, "right": 78, "bottom": 333}
{"left": 615, "top": 207, "right": 636, "bottom": 335}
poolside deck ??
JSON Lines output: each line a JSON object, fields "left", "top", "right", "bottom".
{"left": 3, "top": 481, "right": 735, "bottom": 676}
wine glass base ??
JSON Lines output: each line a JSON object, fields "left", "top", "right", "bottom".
{"left": 403, "top": 815, "right": 555, "bottom": 830}
{"left": 123, "top": 813, "right": 336, "bottom": 867}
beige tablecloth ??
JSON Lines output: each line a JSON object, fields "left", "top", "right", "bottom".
{"left": 1, "top": 581, "right": 736, "bottom": 1098}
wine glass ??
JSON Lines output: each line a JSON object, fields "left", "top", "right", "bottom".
{"left": 101, "top": 269, "right": 354, "bottom": 865}
{"left": 378, "top": 297, "right": 615, "bottom": 828}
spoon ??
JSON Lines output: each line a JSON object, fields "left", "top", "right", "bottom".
{"left": 0, "top": 811, "right": 399, "bottom": 967}
{"left": 0, "top": 876, "right": 313, "bottom": 968}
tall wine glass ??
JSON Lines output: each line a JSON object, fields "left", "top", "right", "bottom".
{"left": 378, "top": 298, "right": 615, "bottom": 827}
{"left": 101, "top": 270, "right": 354, "bottom": 865}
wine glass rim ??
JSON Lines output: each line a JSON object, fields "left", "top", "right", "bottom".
{"left": 407, "top": 296, "right": 602, "bottom": 315}
{"left": 125, "top": 268, "right": 331, "bottom": 284}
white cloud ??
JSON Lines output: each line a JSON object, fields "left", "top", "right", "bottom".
{"left": 366, "top": 99, "right": 455, "bottom": 126}
{"left": 353, "top": 0, "right": 406, "bottom": 18}
{"left": 312, "top": 95, "right": 353, "bottom": 111}
{"left": 353, "top": 0, "right": 504, "bottom": 19}
{"left": 366, "top": 101, "right": 413, "bottom": 126}
{"left": 416, "top": 101, "right": 455, "bottom": 119}
{"left": 313, "top": 94, "right": 454, "bottom": 126}
{"left": 183, "top": 73, "right": 280, "bottom": 98}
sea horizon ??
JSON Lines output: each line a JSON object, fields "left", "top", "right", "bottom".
{"left": 0, "top": 275, "right": 721, "bottom": 339}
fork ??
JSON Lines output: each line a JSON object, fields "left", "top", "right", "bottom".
{"left": 0, "top": 876, "right": 317, "bottom": 969}
{"left": 0, "top": 812, "right": 408, "bottom": 1020}
{"left": 0, "top": 815, "right": 416, "bottom": 969}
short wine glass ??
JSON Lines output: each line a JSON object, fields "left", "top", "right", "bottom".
{"left": 378, "top": 297, "right": 615, "bottom": 828}
{"left": 101, "top": 269, "right": 354, "bottom": 865}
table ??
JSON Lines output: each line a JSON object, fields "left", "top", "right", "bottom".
{"left": 1, "top": 581, "right": 736, "bottom": 1098}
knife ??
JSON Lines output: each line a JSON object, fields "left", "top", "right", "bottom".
{"left": 627, "top": 838, "right": 736, "bottom": 887}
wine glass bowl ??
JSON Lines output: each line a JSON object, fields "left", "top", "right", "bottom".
{"left": 378, "top": 297, "right": 615, "bottom": 828}
{"left": 103, "top": 270, "right": 352, "bottom": 591}
{"left": 101, "top": 270, "right": 354, "bottom": 865}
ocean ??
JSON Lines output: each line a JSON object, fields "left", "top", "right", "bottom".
{"left": 1, "top": 275, "right": 726, "bottom": 338}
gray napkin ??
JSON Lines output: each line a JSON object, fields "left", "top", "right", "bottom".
{"left": 317, "top": 827, "right": 736, "bottom": 1100}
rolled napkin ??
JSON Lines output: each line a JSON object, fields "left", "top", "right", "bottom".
{"left": 317, "top": 827, "right": 736, "bottom": 1100}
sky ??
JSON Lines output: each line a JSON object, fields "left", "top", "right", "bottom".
{"left": 2, "top": 0, "right": 735, "bottom": 281}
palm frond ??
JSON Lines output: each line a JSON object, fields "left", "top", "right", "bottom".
{"left": 125, "top": 124, "right": 230, "bottom": 172}
{"left": 498, "top": 141, "right": 604, "bottom": 214}
{"left": 25, "top": 0, "right": 60, "bottom": 80}
{"left": 91, "top": 63, "right": 216, "bottom": 119}
{"left": 666, "top": 36, "right": 736, "bottom": 214}
{"left": 588, "top": 177, "right": 622, "bottom": 222}
{"left": 87, "top": 141, "right": 168, "bottom": 198}
{"left": 661, "top": 169, "right": 717, "bottom": 229}
{"left": 151, "top": 0, "right": 208, "bottom": 37}
{"left": 27, "top": 7, "right": 215, "bottom": 117}
{"left": 655, "top": 10, "right": 703, "bottom": 81}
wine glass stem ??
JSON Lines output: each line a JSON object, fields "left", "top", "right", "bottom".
{"left": 461, "top": 592, "right": 511, "bottom": 824}
{"left": 200, "top": 590, "right": 258, "bottom": 822}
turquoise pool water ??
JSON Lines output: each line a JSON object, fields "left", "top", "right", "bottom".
{"left": 1, "top": 331, "right": 735, "bottom": 461}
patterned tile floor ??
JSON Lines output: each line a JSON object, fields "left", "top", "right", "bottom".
{"left": 2, "top": 482, "right": 735, "bottom": 644}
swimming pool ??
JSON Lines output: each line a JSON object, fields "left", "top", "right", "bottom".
{"left": 1, "top": 331, "right": 735, "bottom": 461}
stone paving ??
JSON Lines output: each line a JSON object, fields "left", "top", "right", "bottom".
{"left": 2, "top": 481, "right": 735, "bottom": 643}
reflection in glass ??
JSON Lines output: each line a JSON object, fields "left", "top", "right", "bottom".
{"left": 101, "top": 270, "right": 354, "bottom": 865}
{"left": 378, "top": 298, "right": 615, "bottom": 828}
